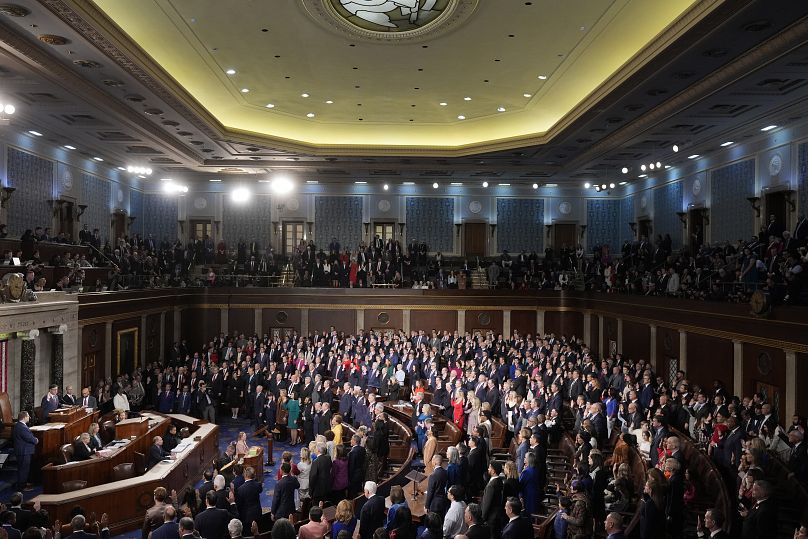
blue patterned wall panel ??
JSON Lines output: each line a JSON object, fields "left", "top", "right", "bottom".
{"left": 223, "top": 195, "right": 273, "bottom": 247}
{"left": 6, "top": 148, "right": 53, "bottom": 236}
{"left": 129, "top": 189, "right": 144, "bottom": 238}
{"left": 405, "top": 197, "right": 454, "bottom": 252}
{"left": 586, "top": 199, "right": 620, "bottom": 251}
{"left": 496, "top": 198, "right": 544, "bottom": 253}
{"left": 619, "top": 195, "right": 635, "bottom": 246}
{"left": 653, "top": 181, "right": 683, "bottom": 248}
{"left": 315, "top": 196, "right": 363, "bottom": 250}
{"left": 710, "top": 159, "right": 756, "bottom": 243}
{"left": 799, "top": 142, "right": 808, "bottom": 218}
{"left": 81, "top": 173, "right": 112, "bottom": 244}
{"left": 143, "top": 194, "right": 178, "bottom": 244}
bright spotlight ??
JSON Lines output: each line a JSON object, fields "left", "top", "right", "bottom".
{"left": 609, "top": 183, "right": 615, "bottom": 189}
{"left": 271, "top": 176, "right": 295, "bottom": 195}
{"left": 672, "top": 145, "right": 679, "bottom": 152}
{"left": 482, "top": 181, "right": 489, "bottom": 188}
{"left": 383, "top": 184, "right": 389, "bottom": 191}
{"left": 231, "top": 186, "right": 251, "bottom": 203}
{"left": 655, "top": 162, "right": 661, "bottom": 169}
{"left": 162, "top": 183, "right": 188, "bottom": 194}
{"left": 601, "top": 184, "right": 607, "bottom": 190}
{"left": 649, "top": 163, "right": 655, "bottom": 170}
{"left": 621, "top": 167, "right": 628, "bottom": 174}
{"left": 640, "top": 164, "right": 646, "bottom": 171}
{"left": 584, "top": 182, "right": 591, "bottom": 189}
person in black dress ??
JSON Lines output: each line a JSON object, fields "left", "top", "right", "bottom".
{"left": 228, "top": 368, "right": 245, "bottom": 419}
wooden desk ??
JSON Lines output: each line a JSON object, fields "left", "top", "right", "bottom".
{"left": 40, "top": 414, "right": 169, "bottom": 494}
{"left": 385, "top": 479, "right": 426, "bottom": 520}
{"left": 35, "top": 421, "right": 219, "bottom": 535}
{"left": 240, "top": 446, "right": 264, "bottom": 482}
{"left": 31, "top": 408, "right": 98, "bottom": 464}
{"left": 115, "top": 417, "right": 149, "bottom": 439}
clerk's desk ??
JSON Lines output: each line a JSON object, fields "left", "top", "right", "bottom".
{"left": 30, "top": 406, "right": 98, "bottom": 463}
{"left": 35, "top": 414, "right": 219, "bottom": 535}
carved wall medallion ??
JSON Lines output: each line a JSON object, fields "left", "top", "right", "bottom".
{"left": 757, "top": 352, "right": 773, "bottom": 376}
{"left": 477, "top": 312, "right": 491, "bottom": 326}
{"left": 286, "top": 198, "right": 300, "bottom": 211}
{"left": 377, "top": 312, "right": 390, "bottom": 325}
{"left": 559, "top": 201, "right": 572, "bottom": 215}
{"left": 692, "top": 178, "right": 702, "bottom": 196}
{"left": 377, "top": 199, "right": 391, "bottom": 212}
{"left": 89, "top": 328, "right": 99, "bottom": 348}
{"left": 38, "top": 34, "right": 70, "bottom": 45}
{"left": 276, "top": 311, "right": 288, "bottom": 323}
{"left": 469, "top": 200, "right": 482, "bottom": 214}
{"left": 768, "top": 153, "right": 782, "bottom": 177}
{"left": 193, "top": 197, "right": 208, "bottom": 210}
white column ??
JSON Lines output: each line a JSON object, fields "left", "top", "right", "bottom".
{"left": 140, "top": 315, "right": 147, "bottom": 368}
{"left": 678, "top": 330, "right": 687, "bottom": 376}
{"left": 733, "top": 340, "right": 743, "bottom": 397}
{"left": 254, "top": 309, "right": 263, "bottom": 336}
{"left": 356, "top": 309, "right": 364, "bottom": 334}
{"left": 536, "top": 309, "right": 545, "bottom": 335}
{"left": 649, "top": 325, "right": 657, "bottom": 368}
{"left": 583, "top": 313, "right": 592, "bottom": 348}
{"left": 159, "top": 312, "right": 165, "bottom": 363}
{"left": 457, "top": 310, "right": 465, "bottom": 335}
{"left": 785, "top": 350, "right": 796, "bottom": 418}
{"left": 301, "top": 308, "right": 309, "bottom": 336}
{"left": 617, "top": 318, "right": 623, "bottom": 353}
{"left": 104, "top": 321, "right": 113, "bottom": 378}
{"left": 220, "top": 308, "right": 229, "bottom": 334}
{"left": 403, "top": 309, "right": 411, "bottom": 334}
{"left": 503, "top": 310, "right": 511, "bottom": 337}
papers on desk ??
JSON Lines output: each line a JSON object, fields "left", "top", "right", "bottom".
{"left": 30, "top": 423, "right": 67, "bottom": 431}
{"left": 171, "top": 440, "right": 193, "bottom": 454}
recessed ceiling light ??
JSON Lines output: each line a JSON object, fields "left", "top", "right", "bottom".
{"left": 640, "top": 164, "right": 647, "bottom": 171}
{"left": 28, "top": 130, "right": 42, "bottom": 137}
{"left": 720, "top": 141, "right": 733, "bottom": 147}
{"left": 64, "top": 145, "right": 76, "bottom": 150}
{"left": 761, "top": 125, "right": 777, "bottom": 131}
{"left": 241, "top": 88, "right": 249, "bottom": 93}
{"left": 432, "top": 182, "right": 439, "bottom": 188}
{"left": 226, "top": 69, "right": 236, "bottom": 75}
{"left": 482, "top": 181, "right": 489, "bottom": 187}
{"left": 688, "top": 154, "right": 700, "bottom": 159}
{"left": 664, "top": 165, "right": 671, "bottom": 169}
{"left": 265, "top": 103, "right": 275, "bottom": 108}
{"left": 258, "top": 179, "right": 271, "bottom": 183}
{"left": 497, "top": 106, "right": 506, "bottom": 112}
{"left": 584, "top": 182, "right": 591, "bottom": 189}
{"left": 439, "top": 102, "right": 448, "bottom": 106}
{"left": 159, "top": 177, "right": 173, "bottom": 181}
{"left": 463, "top": 96, "right": 472, "bottom": 101}
{"left": 537, "top": 75, "right": 547, "bottom": 80}
{"left": 498, "top": 183, "right": 510, "bottom": 187}
{"left": 638, "top": 174, "right": 647, "bottom": 178}
{"left": 306, "top": 113, "right": 315, "bottom": 118}
{"left": 457, "top": 115, "right": 466, "bottom": 120}
{"left": 231, "top": 186, "right": 251, "bottom": 203}
{"left": 306, "top": 180, "right": 319, "bottom": 184}
{"left": 649, "top": 164, "right": 655, "bottom": 170}
{"left": 609, "top": 183, "right": 616, "bottom": 189}
{"left": 209, "top": 179, "right": 222, "bottom": 182}
{"left": 117, "top": 167, "right": 126, "bottom": 171}
{"left": 523, "top": 93, "right": 532, "bottom": 98}
{"left": 403, "top": 181, "right": 415, "bottom": 185}
{"left": 355, "top": 181, "right": 367, "bottom": 184}
{"left": 545, "top": 183, "right": 557, "bottom": 187}
{"left": 450, "top": 182, "right": 463, "bottom": 186}
{"left": 621, "top": 167, "right": 628, "bottom": 174}
{"left": 532, "top": 183, "right": 539, "bottom": 189}
{"left": 601, "top": 184, "right": 607, "bottom": 190}
{"left": 325, "top": 100, "right": 333, "bottom": 104}
{"left": 672, "top": 144, "right": 679, "bottom": 152}
{"left": 92, "top": 157, "right": 103, "bottom": 162}
{"left": 619, "top": 181, "right": 628, "bottom": 185}
{"left": 301, "top": 93, "right": 309, "bottom": 98}
{"left": 656, "top": 161, "right": 661, "bottom": 168}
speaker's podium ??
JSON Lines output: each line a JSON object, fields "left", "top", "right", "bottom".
{"left": 115, "top": 417, "right": 149, "bottom": 439}
{"left": 386, "top": 470, "right": 427, "bottom": 520}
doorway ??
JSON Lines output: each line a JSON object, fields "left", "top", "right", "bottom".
{"left": 283, "top": 221, "right": 305, "bottom": 256}
{"left": 464, "top": 222, "right": 486, "bottom": 258}
{"left": 112, "top": 212, "right": 126, "bottom": 243}
{"left": 688, "top": 209, "right": 704, "bottom": 253}
{"left": 58, "top": 201, "right": 74, "bottom": 240}
{"left": 638, "top": 218, "right": 653, "bottom": 241}
{"left": 116, "top": 328, "right": 138, "bottom": 377}
{"left": 765, "top": 191, "right": 788, "bottom": 235}
{"left": 553, "top": 223, "right": 577, "bottom": 253}
{"left": 190, "top": 219, "right": 213, "bottom": 242}
{"left": 373, "top": 222, "right": 395, "bottom": 242}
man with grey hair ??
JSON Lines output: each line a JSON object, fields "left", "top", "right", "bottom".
{"left": 178, "top": 517, "right": 195, "bottom": 539}
{"left": 604, "top": 512, "right": 625, "bottom": 539}
{"left": 359, "top": 481, "right": 384, "bottom": 539}
{"left": 227, "top": 519, "right": 243, "bottom": 539}
{"left": 309, "top": 441, "right": 332, "bottom": 506}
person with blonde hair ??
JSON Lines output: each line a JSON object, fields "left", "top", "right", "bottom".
{"left": 331, "top": 499, "right": 357, "bottom": 538}
{"left": 235, "top": 431, "right": 249, "bottom": 459}
{"left": 297, "top": 446, "right": 312, "bottom": 502}
{"left": 331, "top": 414, "right": 344, "bottom": 446}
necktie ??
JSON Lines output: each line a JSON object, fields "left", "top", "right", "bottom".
{"left": 83, "top": 397, "right": 88, "bottom": 407}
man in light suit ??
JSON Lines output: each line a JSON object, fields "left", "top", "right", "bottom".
{"left": 41, "top": 384, "right": 61, "bottom": 421}
{"left": 79, "top": 387, "right": 97, "bottom": 410}
{"left": 12, "top": 411, "right": 38, "bottom": 489}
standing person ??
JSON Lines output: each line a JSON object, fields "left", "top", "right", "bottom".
{"left": 358, "top": 481, "right": 385, "bottom": 539}
{"left": 41, "top": 384, "right": 60, "bottom": 420}
{"left": 519, "top": 452, "right": 540, "bottom": 516}
{"left": 309, "top": 442, "right": 332, "bottom": 506}
{"left": 297, "top": 447, "right": 312, "bottom": 510}
{"left": 425, "top": 454, "right": 449, "bottom": 516}
{"left": 227, "top": 368, "right": 244, "bottom": 420}
{"left": 480, "top": 462, "right": 505, "bottom": 538}
{"left": 12, "top": 411, "right": 38, "bottom": 490}
{"left": 443, "top": 485, "right": 467, "bottom": 538}
{"left": 285, "top": 391, "right": 301, "bottom": 446}
{"left": 348, "top": 434, "right": 367, "bottom": 498}
{"left": 330, "top": 445, "right": 349, "bottom": 501}
{"left": 271, "top": 463, "right": 299, "bottom": 521}
{"left": 235, "top": 466, "right": 262, "bottom": 531}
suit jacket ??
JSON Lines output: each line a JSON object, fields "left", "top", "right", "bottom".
{"left": 194, "top": 507, "right": 231, "bottom": 539}
{"left": 2, "top": 525, "right": 21, "bottom": 539}
{"left": 465, "top": 523, "right": 491, "bottom": 539}
{"left": 149, "top": 521, "right": 179, "bottom": 539}
{"left": 309, "top": 453, "right": 332, "bottom": 499}
{"left": 481, "top": 476, "right": 505, "bottom": 528}
{"left": 148, "top": 444, "right": 169, "bottom": 469}
{"left": 347, "top": 445, "right": 367, "bottom": 492}
{"left": 270, "top": 475, "right": 299, "bottom": 520}
{"left": 359, "top": 495, "right": 385, "bottom": 539}
{"left": 12, "top": 422, "right": 37, "bottom": 456}
{"left": 72, "top": 441, "right": 93, "bottom": 461}
{"left": 502, "top": 516, "right": 533, "bottom": 539}
{"left": 62, "top": 393, "right": 78, "bottom": 406}
{"left": 143, "top": 501, "right": 169, "bottom": 538}
{"left": 741, "top": 499, "right": 777, "bottom": 539}
{"left": 79, "top": 395, "right": 98, "bottom": 410}
{"left": 65, "top": 531, "right": 107, "bottom": 539}
{"left": 467, "top": 446, "right": 487, "bottom": 495}
{"left": 236, "top": 479, "right": 263, "bottom": 528}
{"left": 41, "top": 393, "right": 60, "bottom": 419}
{"left": 425, "top": 466, "right": 449, "bottom": 514}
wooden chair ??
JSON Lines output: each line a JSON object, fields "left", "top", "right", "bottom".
{"left": 0, "top": 392, "right": 13, "bottom": 439}
{"left": 134, "top": 451, "right": 147, "bottom": 475}
{"left": 61, "top": 479, "right": 87, "bottom": 493}
{"left": 112, "top": 462, "right": 135, "bottom": 481}
{"left": 60, "top": 443, "right": 74, "bottom": 464}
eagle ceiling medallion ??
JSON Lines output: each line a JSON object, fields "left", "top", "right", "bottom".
{"left": 302, "top": 0, "right": 478, "bottom": 42}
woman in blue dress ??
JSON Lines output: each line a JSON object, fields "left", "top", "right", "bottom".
{"left": 520, "top": 451, "right": 540, "bottom": 515}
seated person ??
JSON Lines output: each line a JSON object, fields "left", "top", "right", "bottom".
{"left": 148, "top": 435, "right": 171, "bottom": 469}
{"left": 163, "top": 424, "right": 180, "bottom": 452}
{"left": 73, "top": 433, "right": 95, "bottom": 461}
{"left": 88, "top": 422, "right": 104, "bottom": 450}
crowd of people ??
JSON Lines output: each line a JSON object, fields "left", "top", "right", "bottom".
{"left": 10, "top": 325, "right": 807, "bottom": 539}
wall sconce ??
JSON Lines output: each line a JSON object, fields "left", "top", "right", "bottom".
{"left": 0, "top": 186, "right": 16, "bottom": 208}
{"left": 76, "top": 204, "right": 87, "bottom": 221}
{"left": 579, "top": 224, "right": 587, "bottom": 240}
{"left": 676, "top": 211, "right": 687, "bottom": 225}
{"left": 545, "top": 224, "right": 552, "bottom": 239}
{"left": 783, "top": 190, "right": 796, "bottom": 212}
{"left": 700, "top": 208, "right": 710, "bottom": 225}
{"left": 128, "top": 215, "right": 137, "bottom": 227}
{"left": 398, "top": 222, "right": 405, "bottom": 237}
{"left": 271, "top": 221, "right": 279, "bottom": 236}
{"left": 306, "top": 221, "right": 313, "bottom": 240}
{"left": 455, "top": 223, "right": 461, "bottom": 237}
{"left": 628, "top": 222, "right": 637, "bottom": 234}
{"left": 490, "top": 224, "right": 497, "bottom": 237}
{"left": 746, "top": 196, "right": 761, "bottom": 217}
{"left": 363, "top": 222, "right": 370, "bottom": 235}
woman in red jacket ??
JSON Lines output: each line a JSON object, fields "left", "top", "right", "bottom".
{"left": 451, "top": 390, "right": 465, "bottom": 430}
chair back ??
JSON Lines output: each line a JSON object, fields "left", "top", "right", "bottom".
{"left": 60, "top": 443, "right": 74, "bottom": 464}
{"left": 61, "top": 479, "right": 87, "bottom": 492}
{"left": 112, "top": 462, "right": 135, "bottom": 481}
{"left": 101, "top": 420, "right": 116, "bottom": 443}
{"left": 134, "top": 451, "right": 147, "bottom": 475}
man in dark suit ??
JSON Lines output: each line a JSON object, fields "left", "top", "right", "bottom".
{"left": 1, "top": 511, "right": 21, "bottom": 539}
{"left": 79, "top": 387, "right": 98, "bottom": 410}
{"left": 788, "top": 430, "right": 808, "bottom": 488}
{"left": 235, "top": 466, "right": 262, "bottom": 530}
{"left": 481, "top": 462, "right": 505, "bottom": 538}
{"left": 425, "top": 454, "right": 449, "bottom": 515}
{"left": 464, "top": 503, "right": 490, "bottom": 539}
{"left": 739, "top": 480, "right": 776, "bottom": 539}
{"left": 270, "top": 463, "right": 299, "bottom": 520}
{"left": 148, "top": 436, "right": 171, "bottom": 469}
{"left": 178, "top": 517, "right": 196, "bottom": 539}
{"left": 467, "top": 436, "right": 486, "bottom": 497}
{"left": 604, "top": 512, "right": 628, "bottom": 539}
{"left": 359, "top": 481, "right": 385, "bottom": 539}
{"left": 149, "top": 506, "right": 179, "bottom": 539}
{"left": 195, "top": 491, "right": 232, "bottom": 539}
{"left": 309, "top": 443, "right": 332, "bottom": 506}
{"left": 61, "top": 385, "right": 78, "bottom": 407}
{"left": 649, "top": 415, "right": 669, "bottom": 469}
{"left": 157, "top": 384, "right": 176, "bottom": 414}
{"left": 8, "top": 493, "right": 32, "bottom": 532}
{"left": 502, "top": 498, "right": 532, "bottom": 539}
{"left": 72, "top": 433, "right": 94, "bottom": 461}
{"left": 348, "top": 435, "right": 367, "bottom": 498}
{"left": 64, "top": 514, "right": 105, "bottom": 539}
{"left": 198, "top": 470, "right": 215, "bottom": 507}
{"left": 696, "top": 508, "right": 728, "bottom": 539}
{"left": 41, "top": 384, "right": 61, "bottom": 420}
{"left": 12, "top": 411, "right": 38, "bottom": 489}
{"left": 174, "top": 386, "right": 192, "bottom": 415}
{"left": 717, "top": 416, "right": 743, "bottom": 472}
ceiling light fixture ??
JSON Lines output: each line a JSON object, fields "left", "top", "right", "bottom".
{"left": 301, "top": 93, "right": 310, "bottom": 98}
{"left": 325, "top": 100, "right": 333, "bottom": 104}
{"left": 497, "top": 106, "right": 506, "bottom": 112}
{"left": 601, "top": 184, "right": 607, "bottom": 190}
{"left": 638, "top": 174, "right": 647, "bottom": 178}
{"left": 354, "top": 181, "right": 367, "bottom": 184}
{"left": 537, "top": 75, "right": 547, "bottom": 80}
{"left": 28, "top": 130, "right": 42, "bottom": 137}
{"left": 482, "top": 181, "right": 489, "bottom": 188}
{"left": 265, "top": 103, "right": 275, "bottom": 108}
{"left": 128, "top": 166, "right": 153, "bottom": 175}
{"left": 688, "top": 154, "right": 700, "bottom": 159}
{"left": 450, "top": 182, "right": 463, "bottom": 186}
{"left": 463, "top": 96, "right": 472, "bottom": 101}
{"left": 640, "top": 164, "right": 646, "bottom": 171}
{"left": 664, "top": 165, "right": 671, "bottom": 169}
{"left": 271, "top": 177, "right": 295, "bottom": 194}
{"left": 306, "top": 180, "right": 318, "bottom": 184}
{"left": 532, "top": 183, "right": 539, "bottom": 189}
{"left": 116, "top": 166, "right": 126, "bottom": 171}
{"left": 656, "top": 161, "right": 661, "bottom": 168}
{"left": 231, "top": 186, "right": 250, "bottom": 202}
{"left": 720, "top": 141, "right": 733, "bottom": 147}
{"left": 0, "top": 103, "right": 15, "bottom": 115}
{"left": 383, "top": 184, "right": 389, "bottom": 190}
{"left": 306, "top": 113, "right": 315, "bottom": 118}
{"left": 240, "top": 88, "right": 249, "bottom": 93}
{"left": 64, "top": 145, "right": 76, "bottom": 150}
{"left": 457, "top": 115, "right": 466, "bottom": 120}
{"left": 649, "top": 164, "right": 655, "bottom": 170}
{"left": 594, "top": 185, "right": 601, "bottom": 192}
{"left": 523, "top": 93, "right": 532, "bottom": 98}
{"left": 403, "top": 181, "right": 415, "bottom": 185}
{"left": 609, "top": 183, "right": 616, "bottom": 189}
{"left": 163, "top": 182, "right": 188, "bottom": 194}
{"left": 761, "top": 125, "right": 777, "bottom": 131}
{"left": 498, "top": 183, "right": 510, "bottom": 187}
{"left": 584, "top": 182, "right": 591, "bottom": 189}
{"left": 439, "top": 102, "right": 448, "bottom": 106}
{"left": 226, "top": 69, "right": 236, "bottom": 75}
{"left": 209, "top": 179, "right": 222, "bottom": 182}
{"left": 672, "top": 144, "right": 679, "bottom": 152}
{"left": 621, "top": 167, "right": 629, "bottom": 174}
{"left": 258, "top": 179, "right": 271, "bottom": 183}
{"left": 432, "top": 182, "right": 439, "bottom": 189}
{"left": 619, "top": 181, "right": 628, "bottom": 186}
{"left": 92, "top": 157, "right": 103, "bottom": 162}
{"left": 159, "top": 177, "right": 173, "bottom": 182}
